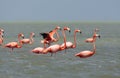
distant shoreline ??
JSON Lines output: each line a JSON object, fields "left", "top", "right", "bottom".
{"left": 0, "top": 21, "right": 120, "bottom": 24}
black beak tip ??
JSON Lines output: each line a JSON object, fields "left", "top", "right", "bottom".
{"left": 60, "top": 28, "right": 62, "bottom": 30}
{"left": 69, "top": 30, "right": 71, "bottom": 33}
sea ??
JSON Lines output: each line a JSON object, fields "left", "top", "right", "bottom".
{"left": 0, "top": 22, "right": 120, "bottom": 78}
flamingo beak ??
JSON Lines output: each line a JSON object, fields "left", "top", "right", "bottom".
{"left": 22, "top": 36, "right": 24, "bottom": 39}
{"left": 98, "top": 35, "right": 100, "bottom": 39}
{"left": 80, "top": 31, "right": 82, "bottom": 34}
{"left": 33, "top": 35, "right": 35, "bottom": 37}
{"left": 59, "top": 28, "right": 62, "bottom": 30}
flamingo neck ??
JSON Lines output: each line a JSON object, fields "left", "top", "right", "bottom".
{"left": 73, "top": 31, "right": 77, "bottom": 48}
{"left": 30, "top": 34, "right": 34, "bottom": 44}
{"left": 55, "top": 31, "right": 60, "bottom": 41}
{"left": 62, "top": 29, "right": 67, "bottom": 49}
{"left": 18, "top": 35, "right": 23, "bottom": 47}
{"left": 92, "top": 29, "right": 97, "bottom": 42}
{"left": 92, "top": 42, "right": 96, "bottom": 53}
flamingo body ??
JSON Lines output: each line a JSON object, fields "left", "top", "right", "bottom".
{"left": 75, "top": 42, "right": 96, "bottom": 58}
{"left": 75, "top": 50, "right": 94, "bottom": 58}
{"left": 21, "top": 32, "right": 35, "bottom": 44}
{"left": 32, "top": 47, "right": 45, "bottom": 54}
{"left": 5, "top": 33, "right": 24, "bottom": 51}
{"left": 61, "top": 42, "right": 73, "bottom": 49}
{"left": 21, "top": 39, "right": 31, "bottom": 44}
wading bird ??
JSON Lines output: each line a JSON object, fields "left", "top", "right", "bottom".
{"left": 0, "top": 29, "right": 4, "bottom": 46}
{"left": 85, "top": 28, "right": 100, "bottom": 43}
{"left": 61, "top": 29, "right": 82, "bottom": 53}
{"left": 4, "top": 33, "right": 24, "bottom": 51}
{"left": 75, "top": 42, "right": 96, "bottom": 58}
{"left": 40, "top": 26, "right": 61, "bottom": 48}
{"left": 42, "top": 27, "right": 71, "bottom": 56}
{"left": 21, "top": 32, "right": 35, "bottom": 45}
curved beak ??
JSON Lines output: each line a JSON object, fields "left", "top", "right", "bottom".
{"left": 80, "top": 31, "right": 82, "bottom": 34}
{"left": 22, "top": 36, "right": 24, "bottom": 39}
{"left": 33, "top": 35, "right": 35, "bottom": 37}
{"left": 59, "top": 28, "right": 62, "bottom": 30}
{"left": 69, "top": 30, "right": 71, "bottom": 33}
{"left": 98, "top": 35, "right": 100, "bottom": 39}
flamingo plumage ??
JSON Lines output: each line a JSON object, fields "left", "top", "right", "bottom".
{"left": 40, "top": 26, "right": 61, "bottom": 48}
{"left": 85, "top": 28, "right": 100, "bottom": 43}
{"left": 42, "top": 27, "right": 71, "bottom": 56}
{"left": 4, "top": 33, "right": 24, "bottom": 51}
{"left": 61, "top": 29, "right": 82, "bottom": 53}
{"left": 21, "top": 32, "right": 35, "bottom": 45}
{"left": 75, "top": 42, "right": 96, "bottom": 58}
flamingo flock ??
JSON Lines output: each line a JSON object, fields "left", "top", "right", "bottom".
{"left": 0, "top": 26, "right": 100, "bottom": 58}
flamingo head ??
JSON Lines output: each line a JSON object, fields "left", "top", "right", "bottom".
{"left": 0, "top": 28, "right": 4, "bottom": 33}
{"left": 31, "top": 32, "right": 35, "bottom": 37}
{"left": 18, "top": 33, "right": 24, "bottom": 39}
{"left": 41, "top": 40, "right": 49, "bottom": 44}
{"left": 95, "top": 28, "right": 99, "bottom": 32}
{"left": 64, "top": 27, "right": 71, "bottom": 33}
{"left": 75, "top": 29, "right": 82, "bottom": 34}
{"left": 56, "top": 26, "right": 62, "bottom": 30}
{"left": 95, "top": 34, "right": 100, "bottom": 38}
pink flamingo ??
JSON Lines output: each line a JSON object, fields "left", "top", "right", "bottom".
{"left": 21, "top": 32, "right": 35, "bottom": 45}
{"left": 0, "top": 29, "right": 4, "bottom": 46}
{"left": 0, "top": 35, "right": 3, "bottom": 46}
{"left": 31, "top": 47, "right": 46, "bottom": 54}
{"left": 85, "top": 28, "right": 100, "bottom": 43}
{"left": 40, "top": 26, "right": 61, "bottom": 48}
{"left": 75, "top": 42, "right": 96, "bottom": 58}
{"left": 61, "top": 29, "right": 82, "bottom": 53}
{"left": 42, "top": 27, "right": 71, "bottom": 56}
{"left": 4, "top": 33, "right": 24, "bottom": 51}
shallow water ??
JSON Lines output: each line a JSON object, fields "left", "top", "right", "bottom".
{"left": 0, "top": 22, "right": 120, "bottom": 78}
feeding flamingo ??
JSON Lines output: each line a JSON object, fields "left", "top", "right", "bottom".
{"left": 21, "top": 32, "right": 35, "bottom": 45}
{"left": 42, "top": 27, "right": 71, "bottom": 56}
{"left": 40, "top": 26, "right": 61, "bottom": 48}
{"left": 85, "top": 28, "right": 100, "bottom": 43}
{"left": 61, "top": 29, "right": 82, "bottom": 53}
{"left": 4, "top": 33, "right": 24, "bottom": 51}
{"left": 75, "top": 42, "right": 96, "bottom": 58}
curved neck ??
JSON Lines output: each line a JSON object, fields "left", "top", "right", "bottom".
{"left": 92, "top": 42, "right": 96, "bottom": 53}
{"left": 92, "top": 29, "right": 97, "bottom": 42}
{"left": 62, "top": 29, "right": 67, "bottom": 48}
{"left": 55, "top": 32, "right": 60, "bottom": 41}
{"left": 18, "top": 35, "right": 23, "bottom": 47}
{"left": 30, "top": 34, "right": 34, "bottom": 44}
{"left": 73, "top": 31, "right": 77, "bottom": 48}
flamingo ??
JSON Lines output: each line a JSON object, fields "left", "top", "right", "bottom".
{"left": 75, "top": 42, "right": 96, "bottom": 58}
{"left": 40, "top": 26, "right": 61, "bottom": 48}
{"left": 4, "top": 33, "right": 24, "bottom": 51}
{"left": 21, "top": 32, "right": 35, "bottom": 45}
{"left": 85, "top": 28, "right": 100, "bottom": 43}
{"left": 0, "top": 29, "right": 4, "bottom": 46}
{"left": 31, "top": 47, "right": 46, "bottom": 54}
{"left": 0, "top": 35, "right": 3, "bottom": 46}
{"left": 61, "top": 29, "right": 82, "bottom": 53}
{"left": 85, "top": 34, "right": 100, "bottom": 43}
{"left": 42, "top": 27, "right": 71, "bottom": 56}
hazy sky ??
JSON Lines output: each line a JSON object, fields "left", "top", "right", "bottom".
{"left": 0, "top": 0, "right": 120, "bottom": 21}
